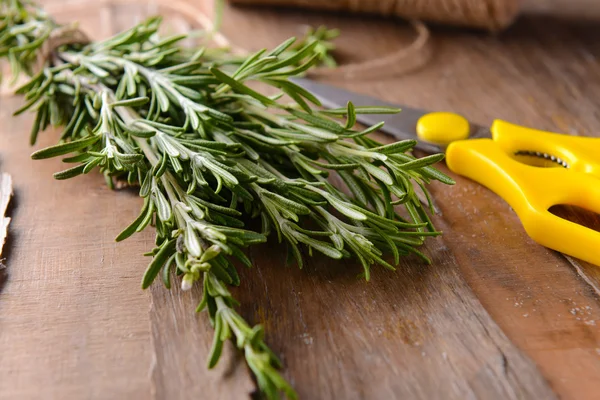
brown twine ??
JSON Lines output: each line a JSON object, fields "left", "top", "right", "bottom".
{"left": 308, "top": 19, "right": 431, "bottom": 81}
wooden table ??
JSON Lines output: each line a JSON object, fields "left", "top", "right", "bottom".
{"left": 1, "top": 1, "right": 599, "bottom": 399}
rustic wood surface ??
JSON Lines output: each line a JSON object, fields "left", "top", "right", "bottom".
{"left": 1, "top": 1, "right": 599, "bottom": 399}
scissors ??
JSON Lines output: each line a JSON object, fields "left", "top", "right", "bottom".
{"left": 290, "top": 77, "right": 600, "bottom": 267}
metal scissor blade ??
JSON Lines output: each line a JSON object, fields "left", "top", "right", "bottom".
{"left": 290, "top": 77, "right": 443, "bottom": 153}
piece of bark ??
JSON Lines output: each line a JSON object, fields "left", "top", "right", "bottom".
{"left": 0, "top": 172, "right": 12, "bottom": 259}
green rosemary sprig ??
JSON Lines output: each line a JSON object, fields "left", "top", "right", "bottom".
{"left": 0, "top": 1, "right": 454, "bottom": 398}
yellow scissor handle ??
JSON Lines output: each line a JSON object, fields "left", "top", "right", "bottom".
{"left": 445, "top": 120, "right": 600, "bottom": 266}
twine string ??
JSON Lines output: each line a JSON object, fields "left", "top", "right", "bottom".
{"left": 308, "top": 19, "right": 431, "bottom": 80}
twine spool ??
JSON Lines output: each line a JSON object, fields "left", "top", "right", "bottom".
{"left": 229, "top": 0, "right": 521, "bottom": 31}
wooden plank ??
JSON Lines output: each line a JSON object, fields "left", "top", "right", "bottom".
{"left": 0, "top": 96, "right": 155, "bottom": 400}
{"left": 149, "top": 283, "right": 255, "bottom": 400}
{"left": 426, "top": 172, "right": 600, "bottom": 400}
{"left": 219, "top": 5, "right": 600, "bottom": 399}
{"left": 234, "top": 241, "right": 556, "bottom": 399}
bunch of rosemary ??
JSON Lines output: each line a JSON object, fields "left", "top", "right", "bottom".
{"left": 0, "top": 1, "right": 454, "bottom": 398}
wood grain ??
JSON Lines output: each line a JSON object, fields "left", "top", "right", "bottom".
{"left": 0, "top": 1, "right": 599, "bottom": 400}
{"left": 234, "top": 242, "right": 557, "bottom": 400}
{"left": 149, "top": 284, "right": 255, "bottom": 400}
